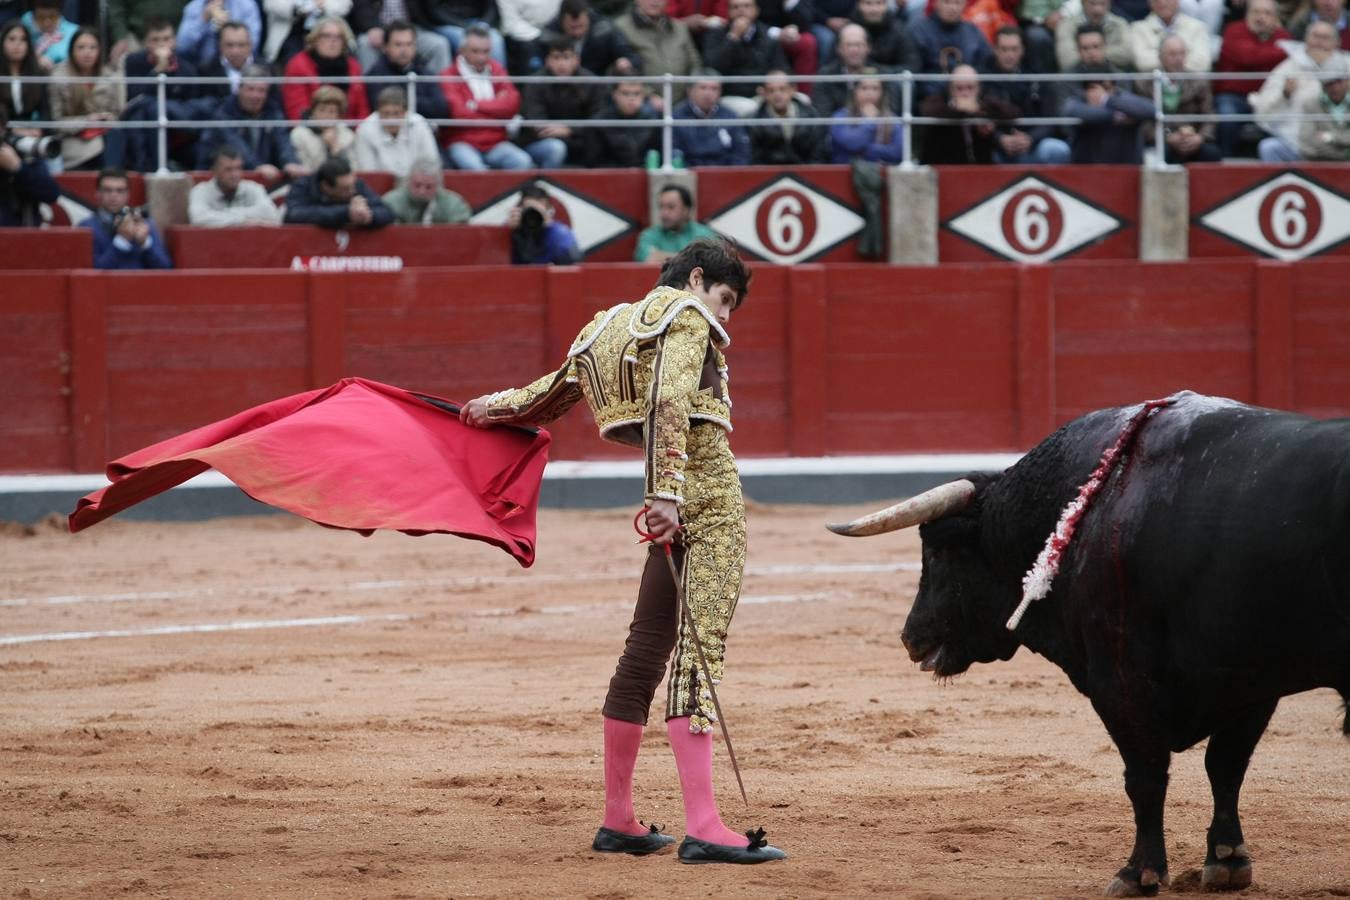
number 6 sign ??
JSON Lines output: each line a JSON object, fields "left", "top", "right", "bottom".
{"left": 1196, "top": 171, "right": 1350, "bottom": 261}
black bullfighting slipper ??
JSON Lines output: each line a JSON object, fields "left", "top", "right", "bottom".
{"left": 591, "top": 823, "right": 677, "bottom": 855}
{"left": 677, "top": 827, "right": 787, "bottom": 865}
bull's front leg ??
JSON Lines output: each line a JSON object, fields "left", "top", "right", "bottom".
{"left": 1105, "top": 748, "right": 1171, "bottom": 897}
{"left": 1200, "top": 700, "right": 1277, "bottom": 891}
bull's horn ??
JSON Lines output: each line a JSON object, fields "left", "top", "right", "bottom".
{"left": 826, "top": 479, "right": 976, "bottom": 537}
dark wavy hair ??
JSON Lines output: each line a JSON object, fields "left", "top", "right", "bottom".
{"left": 658, "top": 236, "right": 751, "bottom": 308}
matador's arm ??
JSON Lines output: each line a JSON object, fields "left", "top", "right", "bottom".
{"left": 644, "top": 308, "right": 710, "bottom": 505}
{"left": 484, "top": 360, "right": 583, "bottom": 426}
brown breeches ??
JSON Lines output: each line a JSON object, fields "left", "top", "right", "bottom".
{"left": 602, "top": 542, "right": 687, "bottom": 726}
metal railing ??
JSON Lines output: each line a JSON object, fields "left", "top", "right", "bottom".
{"left": 8, "top": 68, "right": 1340, "bottom": 174}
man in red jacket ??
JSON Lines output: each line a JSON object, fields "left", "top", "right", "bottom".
{"left": 439, "top": 25, "right": 533, "bottom": 169}
{"left": 1213, "top": 0, "right": 1289, "bottom": 156}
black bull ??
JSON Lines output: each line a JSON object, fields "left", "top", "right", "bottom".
{"left": 830, "top": 392, "right": 1350, "bottom": 896}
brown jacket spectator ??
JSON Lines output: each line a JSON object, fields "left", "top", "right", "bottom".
{"left": 1133, "top": 35, "right": 1220, "bottom": 162}
{"left": 917, "top": 64, "right": 1018, "bottom": 164}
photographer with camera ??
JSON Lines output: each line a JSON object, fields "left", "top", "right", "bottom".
{"left": 79, "top": 168, "right": 174, "bottom": 268}
{"left": 508, "top": 182, "right": 581, "bottom": 265}
{"left": 0, "top": 108, "right": 60, "bottom": 227}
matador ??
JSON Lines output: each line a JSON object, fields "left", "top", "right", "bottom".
{"left": 460, "top": 238, "right": 786, "bottom": 865}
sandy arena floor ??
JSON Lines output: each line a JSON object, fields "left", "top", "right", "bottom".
{"left": 2, "top": 503, "right": 1347, "bottom": 899}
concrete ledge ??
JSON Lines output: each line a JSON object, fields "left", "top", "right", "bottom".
{"left": 1, "top": 454, "right": 1021, "bottom": 524}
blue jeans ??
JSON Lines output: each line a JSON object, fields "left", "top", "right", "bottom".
{"left": 1258, "top": 135, "right": 1300, "bottom": 162}
{"left": 1214, "top": 92, "right": 1250, "bottom": 158}
{"left": 995, "top": 137, "right": 1072, "bottom": 164}
{"left": 434, "top": 23, "right": 507, "bottom": 67}
{"left": 524, "top": 137, "right": 567, "bottom": 168}
{"left": 809, "top": 24, "right": 836, "bottom": 68}
{"left": 446, "top": 140, "right": 532, "bottom": 170}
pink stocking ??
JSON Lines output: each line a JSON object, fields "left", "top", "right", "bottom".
{"left": 666, "top": 717, "right": 748, "bottom": 847}
{"left": 601, "top": 717, "right": 647, "bottom": 836}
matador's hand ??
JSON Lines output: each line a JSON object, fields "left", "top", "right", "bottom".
{"left": 459, "top": 395, "right": 493, "bottom": 427}
{"left": 644, "top": 499, "right": 681, "bottom": 545}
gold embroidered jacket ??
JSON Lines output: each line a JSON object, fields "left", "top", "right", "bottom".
{"left": 484, "top": 286, "right": 732, "bottom": 504}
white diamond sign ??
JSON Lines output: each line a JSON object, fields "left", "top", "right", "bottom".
{"left": 706, "top": 175, "right": 864, "bottom": 265}
{"left": 945, "top": 176, "right": 1123, "bottom": 263}
{"left": 1196, "top": 172, "right": 1350, "bottom": 261}
{"left": 470, "top": 180, "right": 634, "bottom": 255}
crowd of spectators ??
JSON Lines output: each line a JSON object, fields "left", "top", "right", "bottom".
{"left": 1, "top": 0, "right": 1348, "bottom": 254}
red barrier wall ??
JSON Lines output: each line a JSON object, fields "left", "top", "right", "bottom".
{"left": 0, "top": 228, "right": 92, "bottom": 270}
{"left": 166, "top": 224, "right": 511, "bottom": 268}
{"left": 7, "top": 258, "right": 1350, "bottom": 473}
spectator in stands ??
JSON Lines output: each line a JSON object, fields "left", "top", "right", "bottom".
{"left": 815, "top": 23, "right": 893, "bottom": 115}
{"left": 81, "top": 168, "right": 174, "bottom": 268}
{"left": 49, "top": 27, "right": 121, "bottom": 170}
{"left": 1131, "top": 0, "right": 1209, "bottom": 72}
{"left": 980, "top": 26, "right": 1071, "bottom": 162}
{"left": 116, "top": 17, "right": 201, "bottom": 171}
{"left": 584, "top": 75, "right": 661, "bottom": 165}
{"left": 1014, "top": 0, "right": 1064, "bottom": 74}
{"left": 1291, "top": 0, "right": 1350, "bottom": 49}
{"left": 498, "top": 0, "right": 564, "bottom": 74}
{"left": 755, "top": 0, "right": 819, "bottom": 90}
{"left": 1260, "top": 55, "right": 1350, "bottom": 160}
{"left": 351, "top": 0, "right": 452, "bottom": 72}
{"left": 382, "top": 157, "right": 472, "bottom": 222}
{"left": 282, "top": 17, "right": 371, "bottom": 122}
{"left": 832, "top": 69, "right": 906, "bottom": 162}
{"left": 1069, "top": 22, "right": 1124, "bottom": 74}
{"left": 1135, "top": 34, "right": 1220, "bottom": 161}
{"left": 22, "top": 0, "right": 77, "bottom": 71}
{"left": 911, "top": 0, "right": 994, "bottom": 97}
{"left": 1, "top": 20, "right": 51, "bottom": 127}
{"left": 1056, "top": 0, "right": 1133, "bottom": 71}
{"left": 672, "top": 69, "right": 751, "bottom": 165}
{"left": 198, "top": 65, "right": 308, "bottom": 180}
{"left": 363, "top": 20, "right": 449, "bottom": 123}
{"left": 547, "top": 0, "right": 642, "bottom": 75}
{"left": 666, "top": 0, "right": 727, "bottom": 49}
{"left": 1063, "top": 63, "right": 1155, "bottom": 161}
{"left": 517, "top": 35, "right": 604, "bottom": 167}
{"left": 196, "top": 20, "right": 256, "bottom": 104}
{"left": 749, "top": 68, "right": 827, "bottom": 162}
{"left": 355, "top": 85, "right": 440, "bottom": 174}
{"left": 108, "top": 0, "right": 193, "bottom": 65}
{"left": 263, "top": 0, "right": 352, "bottom": 66}
{"left": 1213, "top": 0, "right": 1288, "bottom": 157}
{"left": 851, "top": 0, "right": 919, "bottom": 71}
{"left": 704, "top": 0, "right": 789, "bottom": 97}
{"left": 0, "top": 107, "right": 59, "bottom": 226}
{"left": 509, "top": 180, "right": 581, "bottom": 263}
{"left": 290, "top": 85, "right": 358, "bottom": 168}
{"left": 635, "top": 183, "right": 715, "bottom": 262}
{"left": 1252, "top": 21, "right": 1343, "bottom": 159}
{"left": 917, "top": 63, "right": 1017, "bottom": 162}
{"left": 615, "top": 0, "right": 702, "bottom": 107}
{"left": 285, "top": 156, "right": 393, "bottom": 226}
{"left": 441, "top": 25, "right": 532, "bottom": 168}
{"left": 416, "top": 0, "right": 509, "bottom": 66}
{"left": 176, "top": 0, "right": 261, "bottom": 68}
{"left": 189, "top": 144, "right": 283, "bottom": 225}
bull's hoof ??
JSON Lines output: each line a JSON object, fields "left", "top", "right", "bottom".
{"left": 1106, "top": 866, "right": 1168, "bottom": 897}
{"left": 1201, "top": 843, "right": 1252, "bottom": 891}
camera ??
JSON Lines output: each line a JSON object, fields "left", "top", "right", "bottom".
{"left": 114, "top": 204, "right": 150, "bottom": 225}
{"left": 3, "top": 133, "right": 62, "bottom": 161}
{"left": 519, "top": 205, "right": 545, "bottom": 233}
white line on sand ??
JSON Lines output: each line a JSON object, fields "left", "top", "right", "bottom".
{"left": 1, "top": 561, "right": 919, "bottom": 608}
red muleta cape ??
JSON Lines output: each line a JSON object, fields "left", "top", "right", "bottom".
{"left": 68, "top": 377, "right": 551, "bottom": 567}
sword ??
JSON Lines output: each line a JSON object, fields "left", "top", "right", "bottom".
{"left": 634, "top": 508, "right": 748, "bottom": 805}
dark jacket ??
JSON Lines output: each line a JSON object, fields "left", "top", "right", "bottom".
{"left": 196, "top": 93, "right": 300, "bottom": 170}
{"left": 979, "top": 62, "right": 1057, "bottom": 144}
{"left": 758, "top": 0, "right": 815, "bottom": 29}
{"left": 811, "top": 0, "right": 854, "bottom": 24}
{"left": 909, "top": 15, "right": 993, "bottom": 95}
{"left": 123, "top": 50, "right": 200, "bottom": 103}
{"left": 1063, "top": 82, "right": 1154, "bottom": 163}
{"left": 584, "top": 99, "right": 661, "bottom": 166}
{"left": 407, "top": 0, "right": 497, "bottom": 29}
{"left": 195, "top": 57, "right": 240, "bottom": 105}
{"left": 543, "top": 12, "right": 641, "bottom": 75}
{"left": 519, "top": 65, "right": 606, "bottom": 157}
{"left": 813, "top": 61, "right": 901, "bottom": 116}
{"left": 917, "top": 91, "right": 1020, "bottom": 163}
{"left": 853, "top": 10, "right": 921, "bottom": 71}
{"left": 351, "top": 0, "right": 443, "bottom": 32}
{"left": 748, "top": 96, "right": 827, "bottom": 164}
{"left": 365, "top": 54, "right": 450, "bottom": 122}
{"left": 81, "top": 211, "right": 174, "bottom": 269}
{"left": 672, "top": 99, "right": 751, "bottom": 166}
{"left": 703, "top": 25, "right": 788, "bottom": 97}
{"left": 0, "top": 157, "right": 60, "bottom": 227}
{"left": 283, "top": 174, "right": 395, "bottom": 228}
